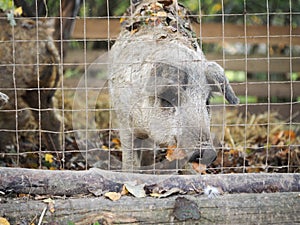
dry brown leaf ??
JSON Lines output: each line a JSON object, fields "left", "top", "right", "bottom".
{"left": 246, "top": 167, "right": 264, "bottom": 173}
{"left": 48, "top": 201, "right": 55, "bottom": 213}
{"left": 35, "top": 195, "right": 50, "bottom": 200}
{"left": 124, "top": 182, "right": 146, "bottom": 198}
{"left": 43, "top": 197, "right": 55, "bottom": 212}
{"left": 121, "top": 185, "right": 129, "bottom": 196}
{"left": 0, "top": 217, "right": 10, "bottom": 225}
{"left": 119, "top": 17, "right": 125, "bottom": 24}
{"left": 112, "top": 138, "right": 121, "bottom": 149}
{"left": 104, "top": 192, "right": 122, "bottom": 201}
{"left": 166, "top": 146, "right": 186, "bottom": 161}
{"left": 158, "top": 0, "right": 173, "bottom": 6}
{"left": 192, "top": 162, "right": 207, "bottom": 174}
{"left": 18, "top": 193, "right": 30, "bottom": 198}
{"left": 157, "top": 11, "right": 167, "bottom": 17}
{"left": 150, "top": 187, "right": 182, "bottom": 198}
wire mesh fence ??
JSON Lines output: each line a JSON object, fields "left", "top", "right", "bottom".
{"left": 0, "top": 0, "right": 299, "bottom": 174}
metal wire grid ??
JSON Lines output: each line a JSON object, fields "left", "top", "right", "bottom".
{"left": 0, "top": 0, "right": 299, "bottom": 173}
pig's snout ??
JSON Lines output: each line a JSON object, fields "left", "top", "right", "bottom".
{"left": 188, "top": 143, "right": 217, "bottom": 166}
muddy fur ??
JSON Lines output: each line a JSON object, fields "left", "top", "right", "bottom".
{"left": 0, "top": 15, "right": 62, "bottom": 151}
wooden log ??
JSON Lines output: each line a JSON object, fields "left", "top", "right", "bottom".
{"left": 1, "top": 192, "right": 299, "bottom": 224}
{"left": 0, "top": 167, "right": 299, "bottom": 196}
{"left": 0, "top": 168, "right": 299, "bottom": 223}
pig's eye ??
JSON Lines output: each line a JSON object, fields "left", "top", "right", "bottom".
{"left": 149, "top": 96, "right": 175, "bottom": 111}
{"left": 206, "top": 93, "right": 213, "bottom": 113}
{"left": 159, "top": 98, "right": 176, "bottom": 113}
{"left": 158, "top": 88, "right": 179, "bottom": 107}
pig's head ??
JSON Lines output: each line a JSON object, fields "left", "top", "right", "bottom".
{"left": 135, "top": 57, "right": 239, "bottom": 166}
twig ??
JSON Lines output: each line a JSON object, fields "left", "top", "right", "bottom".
{"left": 38, "top": 206, "right": 47, "bottom": 225}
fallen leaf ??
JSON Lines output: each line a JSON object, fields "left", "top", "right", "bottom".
{"left": 119, "top": 17, "right": 125, "bottom": 24}
{"left": 35, "top": 195, "right": 51, "bottom": 200}
{"left": 284, "top": 130, "right": 296, "bottom": 141}
{"left": 18, "top": 193, "right": 29, "bottom": 198}
{"left": 150, "top": 187, "right": 182, "bottom": 198}
{"left": 166, "top": 146, "right": 186, "bottom": 161}
{"left": 112, "top": 138, "right": 121, "bottom": 149}
{"left": 124, "top": 182, "right": 146, "bottom": 198}
{"left": 14, "top": 7, "right": 23, "bottom": 16}
{"left": 42, "top": 198, "right": 55, "bottom": 204}
{"left": 45, "top": 153, "right": 54, "bottom": 163}
{"left": 104, "top": 192, "right": 121, "bottom": 201}
{"left": 101, "top": 145, "right": 109, "bottom": 150}
{"left": 158, "top": 0, "right": 173, "bottom": 6}
{"left": 246, "top": 167, "right": 263, "bottom": 173}
{"left": 0, "top": 217, "right": 10, "bottom": 225}
{"left": 192, "top": 162, "right": 207, "bottom": 174}
{"left": 121, "top": 185, "right": 129, "bottom": 196}
{"left": 157, "top": 11, "right": 167, "bottom": 17}
{"left": 48, "top": 201, "right": 55, "bottom": 213}
{"left": 88, "top": 188, "right": 104, "bottom": 196}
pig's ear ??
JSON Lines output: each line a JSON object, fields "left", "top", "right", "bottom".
{"left": 205, "top": 61, "right": 239, "bottom": 104}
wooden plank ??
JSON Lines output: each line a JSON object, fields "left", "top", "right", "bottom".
{"left": 230, "top": 82, "right": 300, "bottom": 99}
{"left": 72, "top": 18, "right": 300, "bottom": 45}
{"left": 64, "top": 49, "right": 300, "bottom": 73}
{"left": 196, "top": 22, "right": 300, "bottom": 45}
{"left": 207, "top": 54, "right": 300, "bottom": 73}
{"left": 72, "top": 18, "right": 120, "bottom": 40}
{"left": 62, "top": 75, "right": 300, "bottom": 99}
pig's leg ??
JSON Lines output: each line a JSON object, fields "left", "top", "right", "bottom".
{"left": 0, "top": 92, "right": 32, "bottom": 149}
{"left": 134, "top": 137, "right": 155, "bottom": 167}
{"left": 23, "top": 90, "right": 62, "bottom": 151}
{"left": 120, "top": 127, "right": 141, "bottom": 171}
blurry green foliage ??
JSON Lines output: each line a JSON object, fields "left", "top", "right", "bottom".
{"left": 0, "top": 0, "right": 14, "bottom": 11}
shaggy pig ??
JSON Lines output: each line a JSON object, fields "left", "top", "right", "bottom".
{"left": 109, "top": 0, "right": 239, "bottom": 171}
{"left": 0, "top": 14, "right": 62, "bottom": 151}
